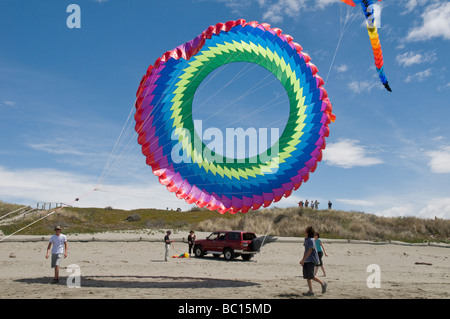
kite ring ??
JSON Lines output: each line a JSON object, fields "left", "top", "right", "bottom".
{"left": 134, "top": 19, "right": 335, "bottom": 214}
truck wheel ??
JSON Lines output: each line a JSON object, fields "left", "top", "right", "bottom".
{"left": 223, "top": 248, "right": 235, "bottom": 261}
{"left": 242, "top": 254, "right": 253, "bottom": 261}
{"left": 194, "top": 245, "right": 204, "bottom": 258}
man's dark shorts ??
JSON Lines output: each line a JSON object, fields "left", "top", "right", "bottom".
{"left": 303, "top": 262, "right": 315, "bottom": 279}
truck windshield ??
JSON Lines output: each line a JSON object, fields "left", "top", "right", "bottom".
{"left": 207, "top": 232, "right": 219, "bottom": 240}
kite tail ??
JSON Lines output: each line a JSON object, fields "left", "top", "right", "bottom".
{"left": 368, "top": 25, "right": 392, "bottom": 92}
{"left": 361, "top": 0, "right": 392, "bottom": 92}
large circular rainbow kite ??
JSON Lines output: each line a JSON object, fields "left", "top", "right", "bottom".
{"left": 134, "top": 19, "right": 335, "bottom": 214}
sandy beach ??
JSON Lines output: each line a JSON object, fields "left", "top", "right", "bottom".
{"left": 0, "top": 231, "right": 449, "bottom": 300}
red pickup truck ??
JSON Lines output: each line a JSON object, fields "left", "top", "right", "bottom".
{"left": 193, "top": 230, "right": 260, "bottom": 261}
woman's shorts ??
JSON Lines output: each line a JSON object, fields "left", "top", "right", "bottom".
{"left": 317, "top": 251, "right": 323, "bottom": 266}
{"left": 51, "top": 254, "right": 63, "bottom": 268}
{"left": 302, "top": 262, "right": 315, "bottom": 279}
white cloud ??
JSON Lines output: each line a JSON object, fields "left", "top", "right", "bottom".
{"left": 437, "top": 82, "right": 450, "bottom": 91}
{"left": 0, "top": 166, "right": 92, "bottom": 206}
{"left": 400, "top": 0, "right": 434, "bottom": 15}
{"left": 431, "top": 136, "right": 444, "bottom": 142}
{"left": 397, "top": 52, "right": 422, "bottom": 66}
{"left": 335, "top": 64, "right": 348, "bottom": 73}
{"left": 404, "top": 68, "right": 432, "bottom": 83}
{"left": 401, "top": 0, "right": 419, "bottom": 15}
{"left": 418, "top": 197, "right": 450, "bottom": 219}
{"left": 24, "top": 136, "right": 114, "bottom": 169}
{"left": 315, "top": 0, "right": 341, "bottom": 9}
{"left": 0, "top": 166, "right": 192, "bottom": 211}
{"left": 323, "top": 139, "right": 383, "bottom": 169}
{"left": 212, "top": 0, "right": 345, "bottom": 24}
{"left": 342, "top": 190, "right": 450, "bottom": 219}
{"left": 374, "top": 198, "right": 450, "bottom": 219}
{"left": 262, "top": 0, "right": 308, "bottom": 24}
{"left": 396, "top": 51, "right": 436, "bottom": 67}
{"left": 373, "top": 205, "right": 415, "bottom": 218}
{"left": 348, "top": 80, "right": 379, "bottom": 93}
{"left": 427, "top": 146, "right": 450, "bottom": 173}
{"left": 221, "top": 0, "right": 339, "bottom": 24}
{"left": 406, "top": 1, "right": 450, "bottom": 41}
{"left": 28, "top": 141, "right": 89, "bottom": 157}
{"left": 1, "top": 101, "right": 15, "bottom": 107}
{"left": 336, "top": 198, "right": 375, "bottom": 206}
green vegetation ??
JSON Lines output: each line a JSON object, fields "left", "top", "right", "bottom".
{"left": 1, "top": 201, "right": 449, "bottom": 243}
{"left": 0, "top": 204, "right": 234, "bottom": 236}
{"left": 195, "top": 207, "right": 450, "bottom": 243}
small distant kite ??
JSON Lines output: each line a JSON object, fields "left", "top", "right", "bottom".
{"left": 340, "top": 0, "right": 392, "bottom": 92}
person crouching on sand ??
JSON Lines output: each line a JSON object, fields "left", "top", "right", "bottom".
{"left": 46, "top": 226, "right": 68, "bottom": 284}
{"left": 299, "top": 226, "right": 327, "bottom": 296}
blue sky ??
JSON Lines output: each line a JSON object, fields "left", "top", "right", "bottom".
{"left": 1, "top": 0, "right": 449, "bottom": 218}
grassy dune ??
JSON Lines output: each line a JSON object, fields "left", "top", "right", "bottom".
{"left": 1, "top": 201, "right": 449, "bottom": 243}
{"left": 195, "top": 207, "right": 450, "bottom": 243}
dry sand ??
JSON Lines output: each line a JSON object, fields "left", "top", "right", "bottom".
{"left": 0, "top": 230, "right": 449, "bottom": 299}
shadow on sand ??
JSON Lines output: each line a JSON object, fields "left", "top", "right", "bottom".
{"left": 15, "top": 275, "right": 260, "bottom": 289}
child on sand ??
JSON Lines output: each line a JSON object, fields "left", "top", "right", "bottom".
{"left": 314, "top": 232, "right": 328, "bottom": 277}
{"left": 299, "top": 226, "right": 327, "bottom": 296}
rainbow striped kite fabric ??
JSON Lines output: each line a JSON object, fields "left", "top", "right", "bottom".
{"left": 134, "top": 20, "right": 335, "bottom": 214}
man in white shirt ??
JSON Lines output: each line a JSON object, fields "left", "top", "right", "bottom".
{"left": 46, "top": 226, "right": 68, "bottom": 283}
